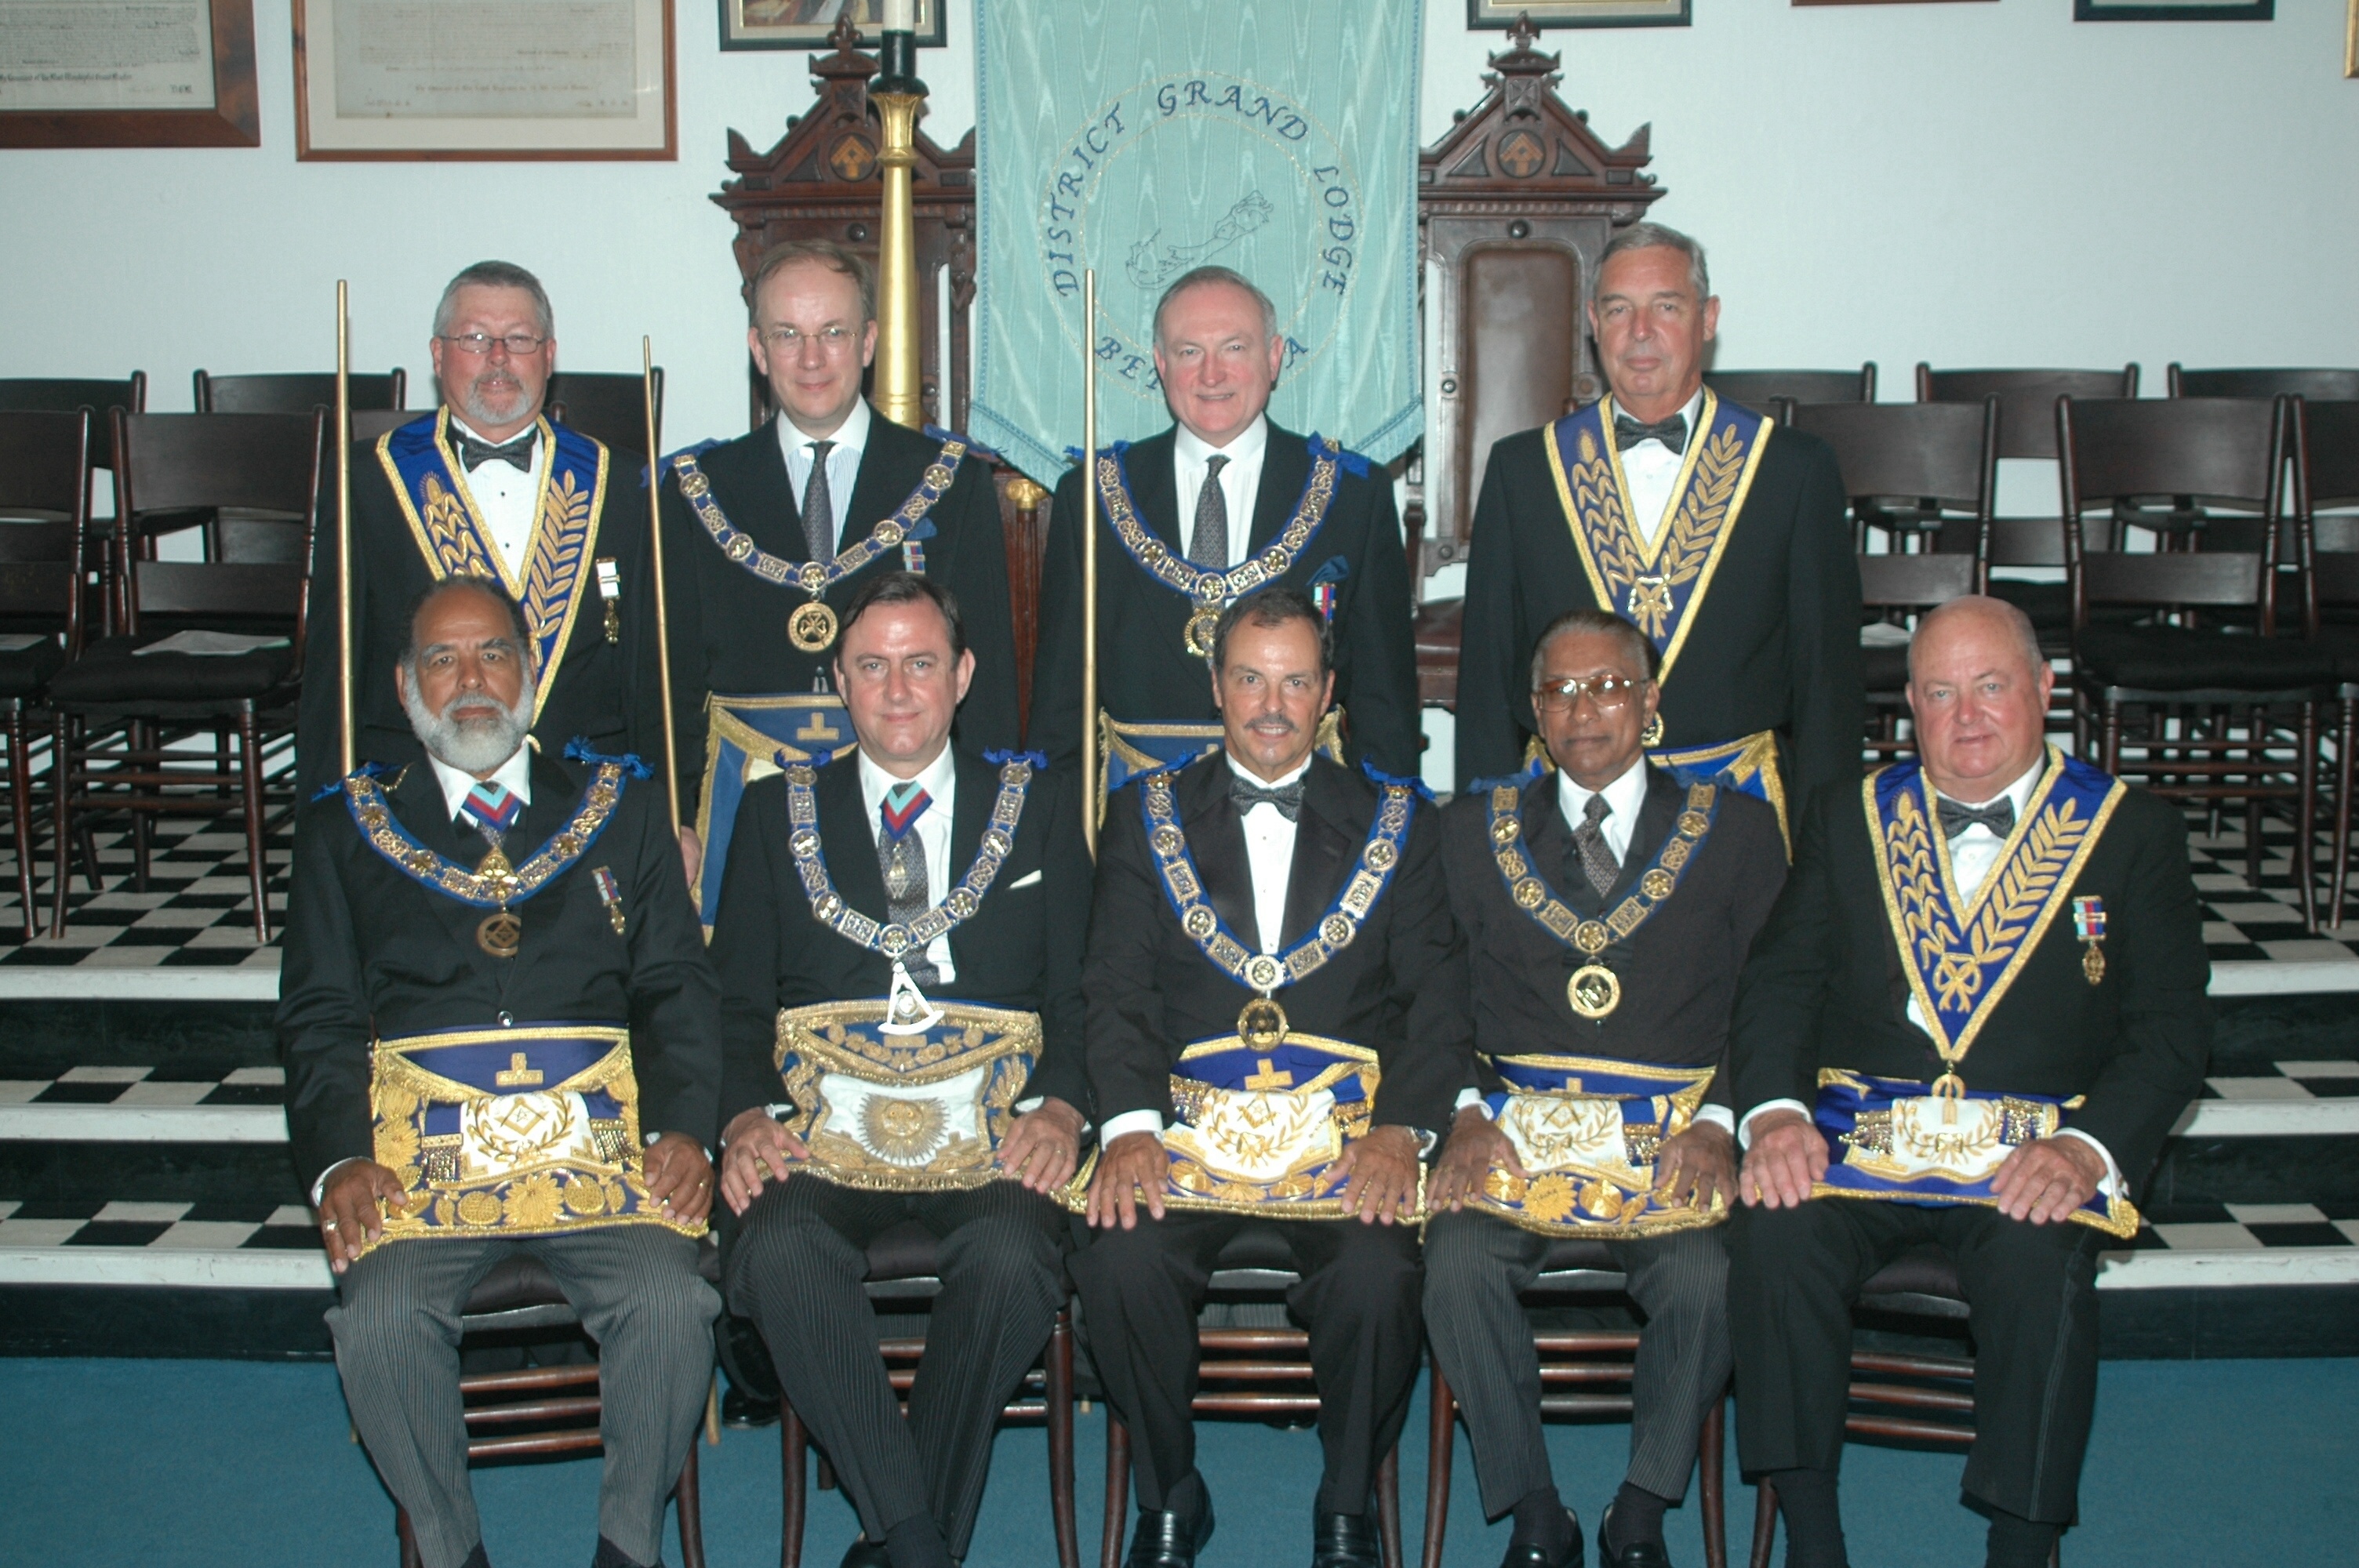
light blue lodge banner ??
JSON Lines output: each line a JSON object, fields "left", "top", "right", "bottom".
{"left": 972, "top": 0, "right": 1425, "bottom": 485}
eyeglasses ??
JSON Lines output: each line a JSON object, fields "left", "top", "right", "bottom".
{"left": 1533, "top": 674, "right": 1645, "bottom": 713}
{"left": 762, "top": 325, "right": 860, "bottom": 353}
{"left": 440, "top": 332, "right": 548, "bottom": 358}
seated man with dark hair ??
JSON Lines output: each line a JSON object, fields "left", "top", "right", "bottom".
{"left": 282, "top": 575, "right": 722, "bottom": 1568}
{"left": 710, "top": 570, "right": 1092, "bottom": 1568}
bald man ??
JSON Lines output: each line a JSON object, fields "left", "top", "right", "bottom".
{"left": 1725, "top": 597, "right": 2209, "bottom": 1568}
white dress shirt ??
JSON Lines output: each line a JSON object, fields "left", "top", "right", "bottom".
{"left": 1172, "top": 413, "right": 1270, "bottom": 568}
{"left": 856, "top": 739, "right": 958, "bottom": 982}
{"left": 448, "top": 416, "right": 547, "bottom": 581}
{"left": 1735, "top": 755, "right": 2119, "bottom": 1192}
{"left": 778, "top": 395, "right": 872, "bottom": 556}
{"left": 1615, "top": 389, "right": 1707, "bottom": 550}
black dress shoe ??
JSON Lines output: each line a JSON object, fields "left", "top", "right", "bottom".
{"left": 1126, "top": 1497, "right": 1216, "bottom": 1568}
{"left": 838, "top": 1539, "right": 892, "bottom": 1568}
{"left": 1312, "top": 1512, "right": 1382, "bottom": 1568}
{"left": 1595, "top": 1504, "right": 1667, "bottom": 1568}
{"left": 1498, "top": 1508, "right": 1584, "bottom": 1568}
{"left": 722, "top": 1385, "right": 780, "bottom": 1429}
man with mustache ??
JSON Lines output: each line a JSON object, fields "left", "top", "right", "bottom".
{"left": 1072, "top": 586, "right": 1468, "bottom": 1568}
{"left": 1030, "top": 266, "right": 1421, "bottom": 781}
{"left": 297, "top": 261, "right": 667, "bottom": 817}
{"left": 281, "top": 575, "right": 724, "bottom": 1568}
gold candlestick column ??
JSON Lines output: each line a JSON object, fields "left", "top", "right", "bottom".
{"left": 871, "top": 85, "right": 926, "bottom": 430}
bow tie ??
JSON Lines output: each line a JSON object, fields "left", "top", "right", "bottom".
{"left": 1936, "top": 796, "right": 2016, "bottom": 841}
{"left": 455, "top": 430, "right": 536, "bottom": 473}
{"left": 1612, "top": 412, "right": 1689, "bottom": 456}
{"left": 1230, "top": 776, "right": 1305, "bottom": 821}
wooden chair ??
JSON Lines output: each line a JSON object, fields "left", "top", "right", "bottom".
{"left": 195, "top": 369, "right": 405, "bottom": 414}
{"left": 46, "top": 410, "right": 322, "bottom": 941}
{"left": 1419, "top": 1237, "right": 1727, "bottom": 1568}
{"left": 2059, "top": 395, "right": 2338, "bottom": 924}
{"left": 1703, "top": 365, "right": 1874, "bottom": 418}
{"left": 1855, "top": 553, "right": 1979, "bottom": 764}
{"left": 551, "top": 369, "right": 663, "bottom": 456}
{"left": 1747, "top": 1244, "right": 2062, "bottom": 1568}
{"left": 736, "top": 1219, "right": 1079, "bottom": 1568}
{"left": 393, "top": 1251, "right": 712, "bottom": 1568}
{"left": 2291, "top": 399, "right": 2359, "bottom": 927}
{"left": 2168, "top": 365, "right": 2359, "bottom": 402}
{"left": 0, "top": 372, "right": 146, "bottom": 485}
{"left": 0, "top": 410, "right": 92, "bottom": 939}
{"left": 1100, "top": 1225, "right": 1404, "bottom": 1568}
{"left": 1791, "top": 398, "right": 1997, "bottom": 553}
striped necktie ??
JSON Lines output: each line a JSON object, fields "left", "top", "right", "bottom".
{"left": 877, "top": 782, "right": 936, "bottom": 984}
{"left": 460, "top": 779, "right": 521, "bottom": 840}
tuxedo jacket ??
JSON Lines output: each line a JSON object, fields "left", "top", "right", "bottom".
{"left": 658, "top": 410, "right": 1020, "bottom": 804}
{"left": 707, "top": 750, "right": 1092, "bottom": 1129}
{"left": 1453, "top": 419, "right": 1863, "bottom": 803}
{"left": 1031, "top": 423, "right": 1422, "bottom": 776}
{"left": 1728, "top": 774, "right": 2211, "bottom": 1188}
{"left": 1084, "top": 751, "right": 1470, "bottom": 1138}
{"left": 296, "top": 421, "right": 663, "bottom": 797}
{"left": 277, "top": 749, "right": 722, "bottom": 1194}
{"left": 1441, "top": 765, "right": 1787, "bottom": 1111}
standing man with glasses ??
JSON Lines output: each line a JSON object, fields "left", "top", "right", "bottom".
{"left": 298, "top": 260, "right": 667, "bottom": 801}
{"left": 657, "top": 239, "right": 1018, "bottom": 913}
{"left": 1453, "top": 223, "right": 1859, "bottom": 832}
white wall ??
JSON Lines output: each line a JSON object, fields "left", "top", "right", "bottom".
{"left": 5, "top": 2, "right": 2356, "bottom": 447}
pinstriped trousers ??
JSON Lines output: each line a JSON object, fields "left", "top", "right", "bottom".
{"left": 1423, "top": 1212, "right": 1732, "bottom": 1519}
{"left": 326, "top": 1228, "right": 721, "bottom": 1568}
{"left": 725, "top": 1175, "right": 1067, "bottom": 1559}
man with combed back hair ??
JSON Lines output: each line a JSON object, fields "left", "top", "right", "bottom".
{"left": 282, "top": 575, "right": 722, "bottom": 1568}
{"left": 1727, "top": 596, "right": 2209, "bottom": 1568}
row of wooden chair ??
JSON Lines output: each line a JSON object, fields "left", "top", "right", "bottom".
{"left": 1701, "top": 361, "right": 2359, "bottom": 418}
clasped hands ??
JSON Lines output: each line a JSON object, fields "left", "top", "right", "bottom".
{"left": 1737, "top": 1107, "right": 2106, "bottom": 1225}
{"left": 1423, "top": 1105, "right": 1736, "bottom": 1216}
{"left": 717, "top": 1096, "right": 1088, "bottom": 1215}
{"left": 1083, "top": 1123, "right": 1427, "bottom": 1231}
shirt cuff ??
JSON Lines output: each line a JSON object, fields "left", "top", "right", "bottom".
{"left": 1691, "top": 1104, "right": 1736, "bottom": 1136}
{"left": 309, "top": 1156, "right": 363, "bottom": 1208}
{"left": 1737, "top": 1099, "right": 1812, "bottom": 1150}
{"left": 1100, "top": 1109, "right": 1165, "bottom": 1145}
{"left": 1453, "top": 1086, "right": 1491, "bottom": 1119}
{"left": 2052, "top": 1127, "right": 2124, "bottom": 1199}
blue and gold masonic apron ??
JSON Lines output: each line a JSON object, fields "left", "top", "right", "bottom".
{"left": 1537, "top": 392, "right": 1788, "bottom": 846}
{"left": 667, "top": 432, "right": 974, "bottom": 928}
{"left": 1062, "top": 757, "right": 1423, "bottom": 1218}
{"left": 1806, "top": 747, "right": 2138, "bottom": 1239}
{"left": 763, "top": 752, "right": 1048, "bottom": 1191}
{"left": 378, "top": 410, "right": 610, "bottom": 728}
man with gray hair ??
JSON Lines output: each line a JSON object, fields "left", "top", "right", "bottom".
{"left": 1032, "top": 263, "right": 1421, "bottom": 781}
{"left": 1455, "top": 222, "right": 1860, "bottom": 834}
{"left": 298, "top": 260, "right": 667, "bottom": 802}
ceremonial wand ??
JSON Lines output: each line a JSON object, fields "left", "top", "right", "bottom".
{"left": 335, "top": 280, "right": 354, "bottom": 779}
{"left": 643, "top": 337, "right": 681, "bottom": 837}
{"left": 1080, "top": 268, "right": 1099, "bottom": 859}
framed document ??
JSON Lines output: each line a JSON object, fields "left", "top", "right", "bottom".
{"left": 293, "top": 0, "right": 676, "bottom": 161}
{"left": 719, "top": 0, "right": 945, "bottom": 50}
{"left": 0, "top": 0, "right": 259, "bottom": 147}
{"left": 2073, "top": 1, "right": 2270, "bottom": 18}
{"left": 1466, "top": 0, "right": 1688, "bottom": 26}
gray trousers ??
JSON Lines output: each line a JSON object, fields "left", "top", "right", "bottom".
{"left": 725, "top": 1174, "right": 1067, "bottom": 1559}
{"left": 326, "top": 1226, "right": 721, "bottom": 1568}
{"left": 1423, "top": 1212, "right": 1731, "bottom": 1519}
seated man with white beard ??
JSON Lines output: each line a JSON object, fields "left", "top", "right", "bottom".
{"left": 280, "top": 575, "right": 725, "bottom": 1568}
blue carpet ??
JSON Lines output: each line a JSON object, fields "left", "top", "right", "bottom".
{"left": 2, "top": 1358, "right": 2351, "bottom": 1566}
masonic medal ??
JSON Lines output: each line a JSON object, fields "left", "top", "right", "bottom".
{"left": 476, "top": 909, "right": 523, "bottom": 958}
{"left": 1184, "top": 605, "right": 1222, "bottom": 659}
{"left": 1566, "top": 964, "right": 1621, "bottom": 1019}
{"left": 789, "top": 599, "right": 840, "bottom": 655}
{"left": 1238, "top": 994, "right": 1290, "bottom": 1051}
{"left": 2073, "top": 895, "right": 2106, "bottom": 986}
{"left": 1640, "top": 713, "right": 1666, "bottom": 747}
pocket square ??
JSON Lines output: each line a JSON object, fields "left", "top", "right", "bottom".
{"left": 1006, "top": 869, "right": 1043, "bottom": 889}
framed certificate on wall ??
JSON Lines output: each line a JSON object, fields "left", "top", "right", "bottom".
{"left": 0, "top": 0, "right": 260, "bottom": 147}
{"left": 719, "top": 0, "right": 946, "bottom": 49}
{"left": 293, "top": 0, "right": 676, "bottom": 161}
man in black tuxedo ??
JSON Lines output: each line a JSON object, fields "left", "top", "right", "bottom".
{"left": 1072, "top": 586, "right": 1468, "bottom": 1568}
{"left": 1728, "top": 597, "right": 2209, "bottom": 1568}
{"left": 660, "top": 240, "right": 1019, "bottom": 884}
{"left": 709, "top": 571, "right": 1090, "bottom": 1568}
{"left": 297, "top": 260, "right": 666, "bottom": 800}
{"left": 281, "top": 576, "right": 721, "bottom": 1568}
{"left": 1454, "top": 223, "right": 1859, "bottom": 806}
{"left": 1031, "top": 266, "right": 1421, "bottom": 776}
{"left": 1426, "top": 607, "right": 1786, "bottom": 1568}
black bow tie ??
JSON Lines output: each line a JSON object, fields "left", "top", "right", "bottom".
{"left": 455, "top": 430, "right": 536, "bottom": 473}
{"left": 1230, "top": 776, "right": 1305, "bottom": 821}
{"left": 1612, "top": 412, "right": 1689, "bottom": 456}
{"left": 1936, "top": 796, "right": 2016, "bottom": 840}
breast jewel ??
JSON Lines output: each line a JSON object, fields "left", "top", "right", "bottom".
{"left": 669, "top": 430, "right": 971, "bottom": 654}
{"left": 340, "top": 746, "right": 637, "bottom": 957}
{"left": 1142, "top": 760, "right": 1419, "bottom": 1047}
{"left": 1094, "top": 434, "right": 1349, "bottom": 658}
{"left": 1482, "top": 766, "right": 1720, "bottom": 1020}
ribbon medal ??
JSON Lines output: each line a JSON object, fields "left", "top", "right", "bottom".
{"left": 2073, "top": 895, "right": 2106, "bottom": 986}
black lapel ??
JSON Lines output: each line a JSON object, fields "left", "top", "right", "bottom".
{"left": 1176, "top": 755, "right": 1259, "bottom": 949}
{"left": 521, "top": 752, "right": 587, "bottom": 848}
{"left": 841, "top": 405, "right": 917, "bottom": 555}
{"left": 1278, "top": 757, "right": 1358, "bottom": 947}
{"left": 947, "top": 750, "right": 990, "bottom": 895}
{"left": 815, "top": 756, "right": 890, "bottom": 917}
{"left": 713, "top": 419, "right": 806, "bottom": 557}
{"left": 383, "top": 762, "right": 489, "bottom": 953}
{"left": 1125, "top": 429, "right": 1185, "bottom": 553}
{"left": 1519, "top": 780, "right": 1582, "bottom": 911}
{"left": 1249, "top": 423, "right": 1310, "bottom": 556}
